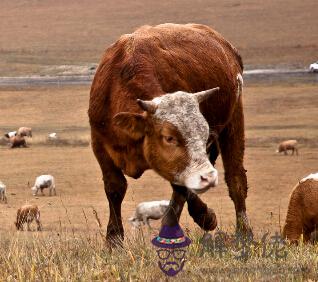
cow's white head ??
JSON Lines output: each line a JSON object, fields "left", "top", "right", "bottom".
{"left": 113, "top": 88, "right": 219, "bottom": 194}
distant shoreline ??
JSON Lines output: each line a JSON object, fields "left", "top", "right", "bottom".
{"left": 0, "top": 68, "right": 317, "bottom": 87}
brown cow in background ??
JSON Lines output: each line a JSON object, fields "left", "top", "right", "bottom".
{"left": 9, "top": 135, "right": 27, "bottom": 148}
{"left": 89, "top": 23, "right": 250, "bottom": 245}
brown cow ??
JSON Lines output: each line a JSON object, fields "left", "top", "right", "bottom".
{"left": 9, "top": 135, "right": 27, "bottom": 148}
{"left": 15, "top": 204, "right": 42, "bottom": 231}
{"left": 89, "top": 23, "right": 250, "bottom": 245}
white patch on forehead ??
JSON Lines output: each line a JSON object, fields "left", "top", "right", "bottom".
{"left": 300, "top": 173, "right": 318, "bottom": 183}
{"left": 153, "top": 91, "right": 209, "bottom": 144}
{"left": 152, "top": 91, "right": 215, "bottom": 188}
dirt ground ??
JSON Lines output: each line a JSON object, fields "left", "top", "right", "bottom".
{"left": 0, "top": 83, "right": 317, "bottom": 236}
{"left": 0, "top": 0, "right": 317, "bottom": 76}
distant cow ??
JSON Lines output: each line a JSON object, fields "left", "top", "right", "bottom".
{"left": 89, "top": 23, "right": 250, "bottom": 245}
{"left": 31, "top": 175, "right": 56, "bottom": 196}
{"left": 276, "top": 140, "right": 298, "bottom": 155}
{"left": 15, "top": 204, "right": 42, "bottom": 231}
{"left": 0, "top": 181, "right": 7, "bottom": 203}
{"left": 129, "top": 200, "right": 170, "bottom": 228}
{"left": 9, "top": 135, "right": 27, "bottom": 148}
{"left": 17, "top": 127, "right": 32, "bottom": 138}
{"left": 4, "top": 131, "right": 17, "bottom": 138}
{"left": 283, "top": 173, "right": 318, "bottom": 243}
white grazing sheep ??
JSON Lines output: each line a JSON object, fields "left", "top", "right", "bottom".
{"left": 129, "top": 200, "right": 170, "bottom": 228}
{"left": 31, "top": 175, "right": 56, "bottom": 196}
{"left": 4, "top": 131, "right": 17, "bottom": 138}
{"left": 48, "top": 133, "right": 58, "bottom": 140}
{"left": 0, "top": 181, "right": 7, "bottom": 203}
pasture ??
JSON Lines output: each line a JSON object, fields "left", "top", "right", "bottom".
{"left": 1, "top": 83, "right": 317, "bottom": 232}
{"left": 0, "top": 82, "right": 317, "bottom": 280}
{"left": 0, "top": 0, "right": 318, "bottom": 280}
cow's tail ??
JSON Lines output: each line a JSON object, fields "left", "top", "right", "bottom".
{"left": 209, "top": 72, "right": 243, "bottom": 137}
{"left": 236, "top": 73, "right": 243, "bottom": 100}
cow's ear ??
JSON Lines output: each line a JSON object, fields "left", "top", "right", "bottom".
{"left": 113, "top": 112, "right": 147, "bottom": 139}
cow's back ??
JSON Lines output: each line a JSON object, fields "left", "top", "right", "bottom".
{"left": 89, "top": 23, "right": 243, "bottom": 141}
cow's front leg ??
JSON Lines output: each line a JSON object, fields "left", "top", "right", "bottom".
{"left": 219, "top": 102, "right": 252, "bottom": 236}
{"left": 187, "top": 191, "right": 217, "bottom": 231}
{"left": 103, "top": 166, "right": 127, "bottom": 246}
{"left": 161, "top": 185, "right": 187, "bottom": 227}
{"left": 92, "top": 135, "right": 127, "bottom": 247}
{"left": 162, "top": 185, "right": 217, "bottom": 231}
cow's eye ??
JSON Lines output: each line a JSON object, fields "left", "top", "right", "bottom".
{"left": 163, "top": 135, "right": 178, "bottom": 145}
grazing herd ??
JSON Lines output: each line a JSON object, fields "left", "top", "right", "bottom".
{"left": 3, "top": 127, "right": 32, "bottom": 148}
{"left": 0, "top": 174, "right": 56, "bottom": 231}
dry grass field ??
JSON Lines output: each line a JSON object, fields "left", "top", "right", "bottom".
{"left": 0, "top": 0, "right": 317, "bottom": 76}
{"left": 0, "top": 83, "right": 317, "bottom": 235}
{"left": 0, "top": 82, "right": 317, "bottom": 281}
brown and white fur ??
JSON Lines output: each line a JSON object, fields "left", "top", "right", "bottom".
{"left": 31, "top": 175, "right": 56, "bottom": 196}
{"left": 89, "top": 23, "right": 250, "bottom": 246}
{"left": 17, "top": 127, "right": 32, "bottom": 138}
{"left": 15, "top": 204, "right": 42, "bottom": 231}
{"left": 9, "top": 135, "right": 27, "bottom": 148}
{"left": 276, "top": 140, "right": 298, "bottom": 155}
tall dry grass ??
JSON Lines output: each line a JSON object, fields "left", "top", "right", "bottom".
{"left": 1, "top": 221, "right": 318, "bottom": 281}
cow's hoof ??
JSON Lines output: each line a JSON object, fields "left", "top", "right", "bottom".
{"left": 236, "top": 212, "right": 253, "bottom": 238}
{"left": 106, "top": 236, "right": 124, "bottom": 251}
{"left": 106, "top": 228, "right": 124, "bottom": 250}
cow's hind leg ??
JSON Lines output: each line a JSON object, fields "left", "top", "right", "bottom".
{"left": 219, "top": 101, "right": 252, "bottom": 236}
{"left": 92, "top": 135, "right": 127, "bottom": 247}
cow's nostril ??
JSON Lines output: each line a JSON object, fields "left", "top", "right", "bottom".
{"left": 201, "top": 175, "right": 208, "bottom": 181}
{"left": 201, "top": 171, "right": 217, "bottom": 183}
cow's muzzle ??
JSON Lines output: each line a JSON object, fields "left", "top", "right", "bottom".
{"left": 185, "top": 169, "right": 218, "bottom": 194}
